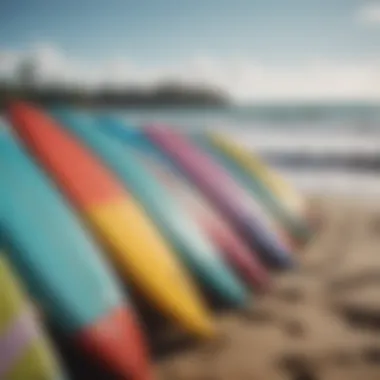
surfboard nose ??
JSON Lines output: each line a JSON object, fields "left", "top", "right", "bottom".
{"left": 73, "top": 306, "right": 153, "bottom": 380}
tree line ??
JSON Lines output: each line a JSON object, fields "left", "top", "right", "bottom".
{"left": 0, "top": 58, "right": 229, "bottom": 109}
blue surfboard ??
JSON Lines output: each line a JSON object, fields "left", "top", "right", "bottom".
{"left": 0, "top": 128, "right": 124, "bottom": 331}
{"left": 0, "top": 126, "right": 152, "bottom": 380}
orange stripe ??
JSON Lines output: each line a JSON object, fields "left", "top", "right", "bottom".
{"left": 9, "top": 103, "right": 126, "bottom": 206}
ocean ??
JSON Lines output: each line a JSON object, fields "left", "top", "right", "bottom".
{"left": 117, "top": 103, "right": 380, "bottom": 197}
{"left": 3, "top": 103, "right": 380, "bottom": 196}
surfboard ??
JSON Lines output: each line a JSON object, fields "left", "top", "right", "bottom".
{"left": 192, "top": 133, "right": 312, "bottom": 245}
{"left": 53, "top": 109, "right": 248, "bottom": 305}
{"left": 8, "top": 102, "right": 215, "bottom": 339}
{"left": 0, "top": 255, "right": 67, "bottom": 380}
{"left": 207, "top": 132, "right": 308, "bottom": 225}
{"left": 0, "top": 128, "right": 151, "bottom": 380}
{"left": 135, "top": 149, "right": 270, "bottom": 291}
{"left": 144, "top": 125, "right": 294, "bottom": 269}
{"left": 189, "top": 133, "right": 295, "bottom": 248}
{"left": 95, "top": 117, "right": 270, "bottom": 290}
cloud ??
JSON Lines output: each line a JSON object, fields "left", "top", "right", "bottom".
{"left": 1, "top": 43, "right": 380, "bottom": 102}
{"left": 357, "top": 3, "right": 380, "bottom": 25}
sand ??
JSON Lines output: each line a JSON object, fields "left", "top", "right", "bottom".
{"left": 155, "top": 196, "right": 380, "bottom": 380}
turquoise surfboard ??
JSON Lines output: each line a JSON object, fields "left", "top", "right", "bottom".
{"left": 0, "top": 128, "right": 124, "bottom": 331}
{"left": 0, "top": 125, "right": 154, "bottom": 379}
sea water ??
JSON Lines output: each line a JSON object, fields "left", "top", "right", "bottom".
{"left": 4, "top": 103, "right": 380, "bottom": 196}
{"left": 116, "top": 103, "right": 380, "bottom": 196}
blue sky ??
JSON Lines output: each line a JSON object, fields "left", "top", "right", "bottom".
{"left": 1, "top": 0, "right": 380, "bottom": 101}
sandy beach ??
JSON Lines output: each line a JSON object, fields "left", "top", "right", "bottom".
{"left": 155, "top": 195, "right": 380, "bottom": 380}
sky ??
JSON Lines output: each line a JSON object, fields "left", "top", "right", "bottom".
{"left": 1, "top": 0, "right": 380, "bottom": 102}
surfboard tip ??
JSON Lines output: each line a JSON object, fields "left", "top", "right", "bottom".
{"left": 73, "top": 306, "right": 153, "bottom": 380}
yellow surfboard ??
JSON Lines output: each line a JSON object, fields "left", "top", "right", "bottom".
{"left": 207, "top": 132, "right": 307, "bottom": 221}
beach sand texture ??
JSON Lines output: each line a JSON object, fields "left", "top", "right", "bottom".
{"left": 155, "top": 196, "right": 380, "bottom": 380}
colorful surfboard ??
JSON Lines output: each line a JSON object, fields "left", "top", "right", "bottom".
{"left": 52, "top": 109, "right": 249, "bottom": 304}
{"left": 94, "top": 117, "right": 270, "bottom": 290}
{"left": 0, "top": 128, "right": 151, "bottom": 380}
{"left": 144, "top": 125, "right": 294, "bottom": 269}
{"left": 192, "top": 133, "right": 312, "bottom": 244}
{"left": 134, "top": 149, "right": 270, "bottom": 291}
{"left": 188, "top": 134, "right": 295, "bottom": 248}
{"left": 0, "top": 255, "right": 67, "bottom": 380}
{"left": 8, "top": 102, "right": 215, "bottom": 339}
{"left": 207, "top": 132, "right": 308, "bottom": 224}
